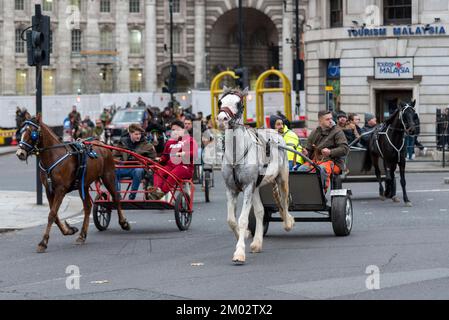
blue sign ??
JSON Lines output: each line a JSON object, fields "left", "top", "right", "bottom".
{"left": 327, "top": 60, "right": 340, "bottom": 79}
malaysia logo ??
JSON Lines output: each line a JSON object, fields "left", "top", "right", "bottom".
{"left": 378, "top": 61, "right": 411, "bottom": 77}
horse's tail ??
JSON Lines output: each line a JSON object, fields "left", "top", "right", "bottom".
{"left": 272, "top": 182, "right": 282, "bottom": 209}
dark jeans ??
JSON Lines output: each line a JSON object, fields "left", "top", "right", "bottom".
{"left": 115, "top": 168, "right": 144, "bottom": 199}
{"left": 405, "top": 136, "right": 415, "bottom": 159}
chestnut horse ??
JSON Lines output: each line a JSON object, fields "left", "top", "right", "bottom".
{"left": 16, "top": 115, "right": 130, "bottom": 253}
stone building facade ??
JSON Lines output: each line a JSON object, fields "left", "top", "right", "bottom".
{"left": 0, "top": 0, "right": 307, "bottom": 96}
{"left": 304, "top": 0, "right": 449, "bottom": 136}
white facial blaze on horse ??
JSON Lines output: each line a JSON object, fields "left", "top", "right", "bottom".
{"left": 217, "top": 86, "right": 295, "bottom": 264}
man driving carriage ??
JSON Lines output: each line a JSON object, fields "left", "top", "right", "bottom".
{"left": 113, "top": 124, "right": 156, "bottom": 200}
{"left": 295, "top": 110, "right": 349, "bottom": 192}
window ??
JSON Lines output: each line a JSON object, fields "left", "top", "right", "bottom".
{"left": 129, "top": 0, "right": 140, "bottom": 13}
{"left": 172, "top": 28, "right": 182, "bottom": 54}
{"left": 16, "top": 70, "right": 27, "bottom": 95}
{"left": 43, "top": 0, "right": 53, "bottom": 12}
{"left": 172, "top": 0, "right": 180, "bottom": 13}
{"left": 130, "top": 69, "right": 143, "bottom": 92}
{"left": 72, "top": 29, "right": 82, "bottom": 53}
{"left": 15, "top": 28, "right": 25, "bottom": 54}
{"left": 100, "top": 0, "right": 111, "bottom": 13}
{"left": 43, "top": 69, "right": 55, "bottom": 95}
{"left": 72, "top": 69, "right": 82, "bottom": 94}
{"left": 129, "top": 29, "right": 142, "bottom": 54}
{"left": 384, "top": 0, "right": 412, "bottom": 25}
{"left": 330, "top": 0, "right": 343, "bottom": 28}
{"left": 15, "top": 0, "right": 24, "bottom": 10}
{"left": 100, "top": 29, "right": 114, "bottom": 51}
{"left": 70, "top": 0, "right": 81, "bottom": 10}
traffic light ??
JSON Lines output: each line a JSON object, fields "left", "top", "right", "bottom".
{"left": 234, "top": 67, "right": 248, "bottom": 89}
{"left": 26, "top": 6, "right": 51, "bottom": 66}
{"left": 163, "top": 65, "right": 177, "bottom": 94}
{"left": 293, "top": 59, "right": 305, "bottom": 91}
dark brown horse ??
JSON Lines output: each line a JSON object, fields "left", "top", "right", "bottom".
{"left": 16, "top": 114, "right": 130, "bottom": 253}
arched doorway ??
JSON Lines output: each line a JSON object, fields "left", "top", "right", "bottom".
{"left": 207, "top": 8, "right": 279, "bottom": 89}
{"left": 159, "top": 64, "right": 193, "bottom": 93}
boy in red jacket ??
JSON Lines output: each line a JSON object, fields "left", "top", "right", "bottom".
{"left": 149, "top": 120, "right": 198, "bottom": 199}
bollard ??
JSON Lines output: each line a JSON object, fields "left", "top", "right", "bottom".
{"left": 444, "top": 178, "right": 449, "bottom": 185}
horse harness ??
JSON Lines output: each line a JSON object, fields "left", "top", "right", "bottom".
{"left": 374, "top": 105, "right": 414, "bottom": 163}
{"left": 19, "top": 120, "right": 98, "bottom": 200}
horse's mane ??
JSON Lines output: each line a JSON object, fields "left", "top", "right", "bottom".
{"left": 222, "top": 86, "right": 246, "bottom": 96}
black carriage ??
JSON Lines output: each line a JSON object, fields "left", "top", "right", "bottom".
{"left": 249, "top": 147, "right": 353, "bottom": 237}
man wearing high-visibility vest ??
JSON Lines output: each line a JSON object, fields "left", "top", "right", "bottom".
{"left": 270, "top": 114, "right": 304, "bottom": 170}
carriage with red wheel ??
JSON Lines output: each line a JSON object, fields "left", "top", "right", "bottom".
{"left": 90, "top": 144, "right": 195, "bottom": 232}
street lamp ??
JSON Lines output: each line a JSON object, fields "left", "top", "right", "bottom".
{"left": 284, "top": 0, "right": 303, "bottom": 117}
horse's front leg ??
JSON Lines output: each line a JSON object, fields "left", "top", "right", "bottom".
{"left": 37, "top": 190, "right": 66, "bottom": 253}
{"left": 233, "top": 184, "right": 255, "bottom": 264}
{"left": 226, "top": 189, "right": 239, "bottom": 239}
{"left": 399, "top": 158, "right": 412, "bottom": 206}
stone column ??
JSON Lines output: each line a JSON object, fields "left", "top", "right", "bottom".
{"left": 194, "top": 0, "right": 206, "bottom": 88}
{"left": 116, "top": 0, "right": 130, "bottom": 92}
{"left": 145, "top": 0, "right": 157, "bottom": 92}
{"left": 56, "top": 0, "right": 73, "bottom": 94}
{"left": 2, "top": 0, "right": 16, "bottom": 94}
{"left": 86, "top": 0, "right": 100, "bottom": 93}
{"left": 282, "top": 0, "right": 293, "bottom": 84}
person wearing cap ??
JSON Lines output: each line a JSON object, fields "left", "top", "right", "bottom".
{"left": 148, "top": 120, "right": 198, "bottom": 200}
{"left": 113, "top": 123, "right": 156, "bottom": 200}
{"left": 360, "top": 113, "right": 378, "bottom": 147}
{"left": 336, "top": 111, "right": 348, "bottom": 130}
{"left": 270, "top": 115, "right": 304, "bottom": 170}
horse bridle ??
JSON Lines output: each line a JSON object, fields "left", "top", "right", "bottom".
{"left": 19, "top": 120, "right": 41, "bottom": 156}
{"left": 217, "top": 91, "right": 244, "bottom": 126}
{"left": 399, "top": 104, "right": 415, "bottom": 134}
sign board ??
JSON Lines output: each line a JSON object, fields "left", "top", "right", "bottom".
{"left": 374, "top": 57, "right": 414, "bottom": 79}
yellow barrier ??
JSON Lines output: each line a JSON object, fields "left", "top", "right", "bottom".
{"left": 0, "top": 129, "right": 15, "bottom": 146}
{"left": 255, "top": 68, "right": 292, "bottom": 128}
{"left": 210, "top": 70, "right": 247, "bottom": 127}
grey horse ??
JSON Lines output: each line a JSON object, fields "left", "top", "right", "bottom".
{"left": 216, "top": 87, "right": 295, "bottom": 264}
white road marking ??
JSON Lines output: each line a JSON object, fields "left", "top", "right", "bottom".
{"left": 269, "top": 268, "right": 449, "bottom": 299}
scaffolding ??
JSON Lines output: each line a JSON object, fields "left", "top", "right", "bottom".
{"left": 79, "top": 50, "right": 120, "bottom": 94}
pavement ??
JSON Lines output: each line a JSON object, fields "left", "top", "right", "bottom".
{"left": 0, "top": 146, "right": 17, "bottom": 156}
{"left": 0, "top": 191, "right": 83, "bottom": 231}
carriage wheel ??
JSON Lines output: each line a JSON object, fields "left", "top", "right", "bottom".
{"left": 204, "top": 171, "right": 211, "bottom": 203}
{"left": 331, "top": 196, "right": 353, "bottom": 236}
{"left": 248, "top": 209, "right": 271, "bottom": 237}
{"left": 93, "top": 193, "right": 112, "bottom": 231}
{"left": 174, "top": 193, "right": 192, "bottom": 231}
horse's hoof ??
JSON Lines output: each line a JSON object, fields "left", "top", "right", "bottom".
{"left": 250, "top": 242, "right": 262, "bottom": 253}
{"left": 36, "top": 245, "right": 47, "bottom": 253}
{"left": 380, "top": 196, "right": 386, "bottom": 201}
{"left": 232, "top": 255, "right": 246, "bottom": 265}
{"left": 405, "top": 202, "right": 413, "bottom": 207}
{"left": 71, "top": 227, "right": 79, "bottom": 235}
{"left": 392, "top": 196, "right": 400, "bottom": 203}
{"left": 75, "top": 237, "right": 86, "bottom": 245}
{"left": 120, "top": 221, "right": 131, "bottom": 231}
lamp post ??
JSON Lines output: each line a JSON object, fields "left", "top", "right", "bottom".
{"left": 169, "top": 0, "right": 175, "bottom": 105}
{"left": 284, "top": 0, "right": 303, "bottom": 117}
